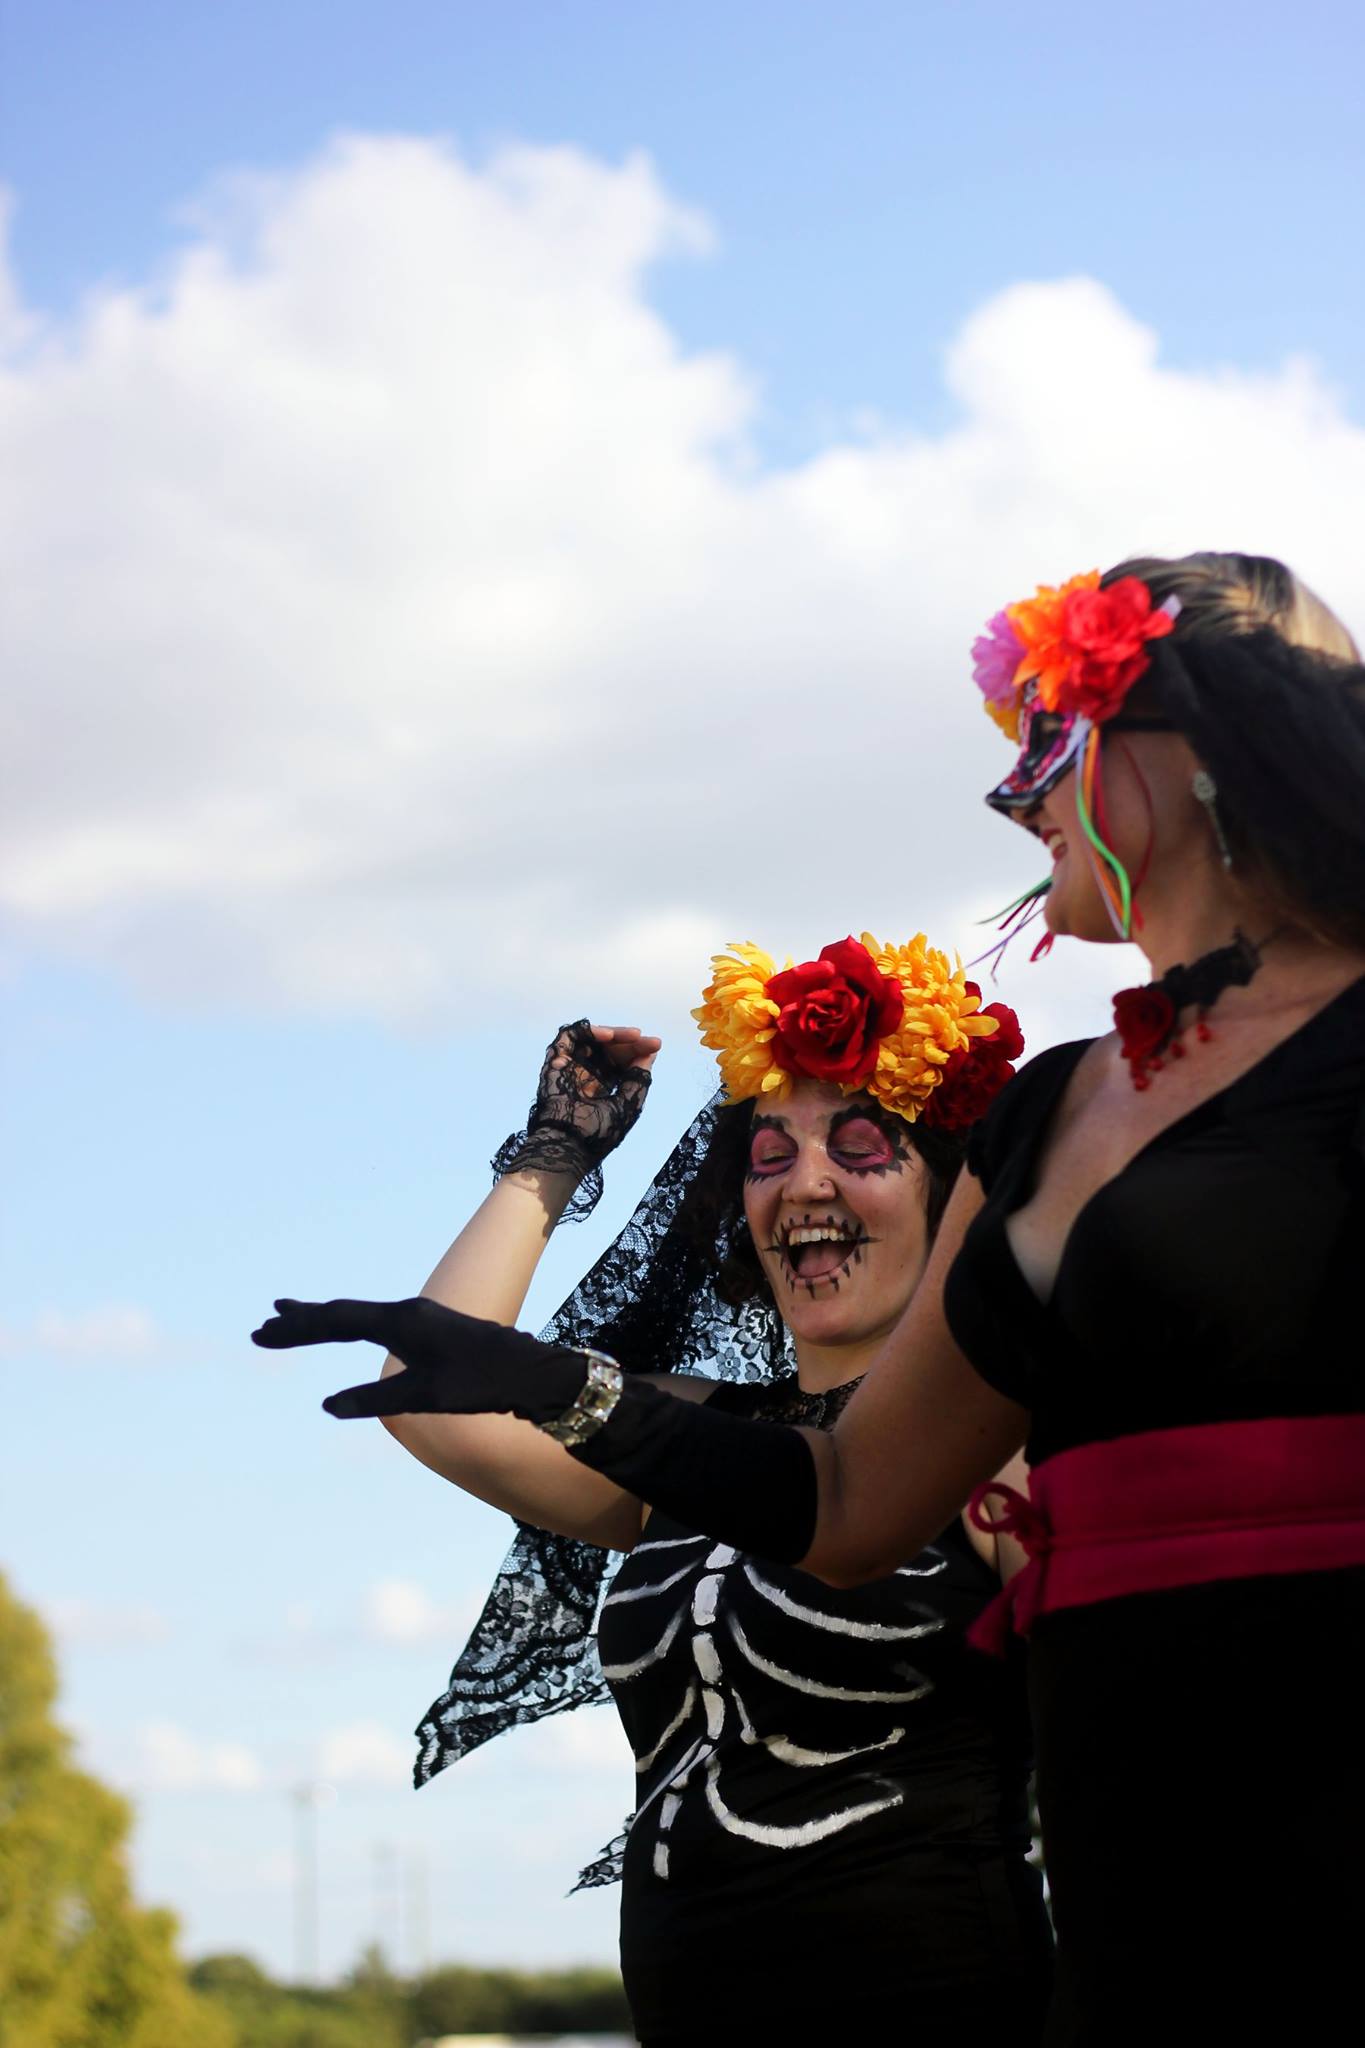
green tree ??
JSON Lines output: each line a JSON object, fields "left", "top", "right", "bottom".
{"left": 191, "top": 1951, "right": 404, "bottom": 2048}
{"left": 0, "top": 1571, "right": 233, "bottom": 2048}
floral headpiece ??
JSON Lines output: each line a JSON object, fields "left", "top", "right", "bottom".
{"left": 693, "top": 933, "right": 1024, "bottom": 1132}
{"left": 973, "top": 570, "right": 1178, "bottom": 742}
{"left": 972, "top": 570, "right": 1180, "bottom": 941}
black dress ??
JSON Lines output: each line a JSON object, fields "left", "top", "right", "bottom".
{"left": 597, "top": 1378, "right": 1053, "bottom": 2045}
{"left": 944, "top": 977, "right": 1365, "bottom": 2046}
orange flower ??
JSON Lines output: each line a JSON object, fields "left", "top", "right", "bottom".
{"left": 1006, "top": 569, "right": 1101, "bottom": 710}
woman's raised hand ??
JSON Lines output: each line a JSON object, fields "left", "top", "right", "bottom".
{"left": 495, "top": 1021, "right": 661, "bottom": 1190}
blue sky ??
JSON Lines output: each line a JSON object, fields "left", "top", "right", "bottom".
{"left": 7, "top": 1, "right": 1364, "bottom": 454}
{"left": 3, "top": 0, "right": 1363, "bottom": 1984}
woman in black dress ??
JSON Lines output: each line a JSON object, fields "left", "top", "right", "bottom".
{"left": 284, "top": 940, "right": 1048, "bottom": 2042}
{"left": 258, "top": 552, "right": 1365, "bottom": 2043}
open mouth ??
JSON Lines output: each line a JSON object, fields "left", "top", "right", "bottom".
{"left": 766, "top": 1217, "right": 871, "bottom": 1292}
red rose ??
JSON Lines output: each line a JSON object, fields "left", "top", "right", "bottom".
{"left": 923, "top": 999, "right": 1024, "bottom": 1131}
{"left": 1112, "top": 984, "right": 1175, "bottom": 1064}
{"left": 1058, "top": 577, "right": 1176, "bottom": 722}
{"left": 766, "top": 936, "right": 903, "bottom": 1087}
{"left": 977, "top": 998, "right": 1025, "bottom": 1064}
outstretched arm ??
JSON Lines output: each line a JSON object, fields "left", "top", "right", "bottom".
{"left": 255, "top": 1166, "right": 1027, "bottom": 1576}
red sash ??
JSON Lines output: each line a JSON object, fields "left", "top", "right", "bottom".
{"left": 968, "top": 1413, "right": 1365, "bottom": 1656}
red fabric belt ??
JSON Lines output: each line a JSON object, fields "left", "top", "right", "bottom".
{"left": 967, "top": 1413, "right": 1365, "bottom": 1656}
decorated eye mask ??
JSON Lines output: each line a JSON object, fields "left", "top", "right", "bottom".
{"left": 971, "top": 572, "right": 1180, "bottom": 933}
{"left": 984, "top": 686, "right": 1088, "bottom": 817}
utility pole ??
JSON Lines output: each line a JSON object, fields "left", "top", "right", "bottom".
{"left": 372, "top": 1839, "right": 399, "bottom": 1965}
{"left": 292, "top": 1784, "right": 322, "bottom": 1984}
{"left": 407, "top": 1848, "right": 432, "bottom": 1977}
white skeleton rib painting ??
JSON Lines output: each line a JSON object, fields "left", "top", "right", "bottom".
{"left": 597, "top": 1524, "right": 953, "bottom": 1882}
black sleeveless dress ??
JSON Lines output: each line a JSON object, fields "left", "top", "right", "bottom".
{"left": 944, "top": 978, "right": 1365, "bottom": 2046}
{"left": 597, "top": 1378, "right": 1053, "bottom": 2044}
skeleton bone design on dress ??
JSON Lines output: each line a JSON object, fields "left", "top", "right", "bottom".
{"left": 595, "top": 1377, "right": 1014, "bottom": 1897}
{"left": 599, "top": 1520, "right": 952, "bottom": 1881}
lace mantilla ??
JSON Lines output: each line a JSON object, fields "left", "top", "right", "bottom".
{"left": 415, "top": 1091, "right": 790, "bottom": 1789}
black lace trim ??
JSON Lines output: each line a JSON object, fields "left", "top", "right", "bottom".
{"left": 490, "top": 1128, "right": 604, "bottom": 1222}
{"left": 489, "top": 1021, "right": 654, "bottom": 1225}
{"left": 744, "top": 1372, "right": 863, "bottom": 1430}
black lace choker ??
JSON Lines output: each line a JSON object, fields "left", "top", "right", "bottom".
{"left": 1112, "top": 927, "right": 1273, "bottom": 1090}
{"left": 756, "top": 1373, "right": 863, "bottom": 1430}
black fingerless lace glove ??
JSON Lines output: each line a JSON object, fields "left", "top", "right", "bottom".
{"left": 491, "top": 1020, "right": 652, "bottom": 1222}
{"left": 252, "top": 1295, "right": 818, "bottom": 1562}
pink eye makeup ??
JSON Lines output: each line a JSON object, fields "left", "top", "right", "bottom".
{"left": 747, "top": 1127, "right": 797, "bottom": 1178}
{"left": 829, "top": 1120, "right": 896, "bottom": 1170}
{"left": 826, "top": 1109, "right": 904, "bottom": 1175}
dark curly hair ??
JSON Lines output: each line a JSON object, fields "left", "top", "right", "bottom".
{"left": 1104, "top": 552, "right": 1365, "bottom": 951}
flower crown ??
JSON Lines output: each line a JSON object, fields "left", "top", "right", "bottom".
{"left": 693, "top": 933, "right": 1024, "bottom": 1132}
{"left": 972, "top": 569, "right": 1178, "bottom": 740}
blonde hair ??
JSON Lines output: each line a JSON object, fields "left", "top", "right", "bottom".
{"left": 1104, "top": 550, "right": 1360, "bottom": 662}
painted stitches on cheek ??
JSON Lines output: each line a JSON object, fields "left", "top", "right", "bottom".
{"left": 826, "top": 1106, "right": 909, "bottom": 1177}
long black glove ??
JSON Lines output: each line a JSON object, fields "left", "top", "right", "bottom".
{"left": 251, "top": 1296, "right": 818, "bottom": 1562}
{"left": 491, "top": 1020, "right": 653, "bottom": 1221}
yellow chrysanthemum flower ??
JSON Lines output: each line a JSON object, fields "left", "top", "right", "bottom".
{"left": 693, "top": 932, "right": 1008, "bottom": 1123}
{"left": 859, "top": 932, "right": 999, "bottom": 1122}
{"left": 691, "top": 942, "right": 789, "bottom": 1103}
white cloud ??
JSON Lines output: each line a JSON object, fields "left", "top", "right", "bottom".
{"left": 44, "top": 1596, "right": 171, "bottom": 1648}
{"left": 530, "top": 1704, "right": 634, "bottom": 1777}
{"left": 0, "top": 1305, "right": 161, "bottom": 1361}
{"left": 3, "top": 136, "right": 1362, "bottom": 1029}
{"left": 361, "top": 1576, "right": 474, "bottom": 1646}
{"left": 317, "top": 1718, "right": 412, "bottom": 1787}
{"left": 111, "top": 1719, "right": 265, "bottom": 1792}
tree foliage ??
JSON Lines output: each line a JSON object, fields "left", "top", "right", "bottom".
{"left": 1, "top": 1571, "right": 632, "bottom": 2044}
{"left": 0, "top": 1571, "right": 233, "bottom": 2048}
{"left": 191, "top": 1949, "right": 631, "bottom": 2044}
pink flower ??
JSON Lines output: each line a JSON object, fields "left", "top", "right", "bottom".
{"left": 972, "top": 611, "right": 1026, "bottom": 709}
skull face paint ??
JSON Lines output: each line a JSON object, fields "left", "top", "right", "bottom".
{"left": 741, "top": 1081, "right": 931, "bottom": 1348}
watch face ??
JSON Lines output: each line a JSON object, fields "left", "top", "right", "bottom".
{"left": 985, "top": 683, "right": 1089, "bottom": 816}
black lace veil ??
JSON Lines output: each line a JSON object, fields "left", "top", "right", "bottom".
{"left": 413, "top": 1090, "right": 790, "bottom": 1792}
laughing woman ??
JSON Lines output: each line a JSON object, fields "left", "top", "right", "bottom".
{"left": 262, "top": 952, "right": 1046, "bottom": 2044}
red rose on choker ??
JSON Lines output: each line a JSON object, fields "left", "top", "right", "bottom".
{"left": 766, "top": 937, "right": 903, "bottom": 1087}
{"left": 1112, "top": 984, "right": 1176, "bottom": 1071}
{"left": 1057, "top": 578, "right": 1176, "bottom": 723}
